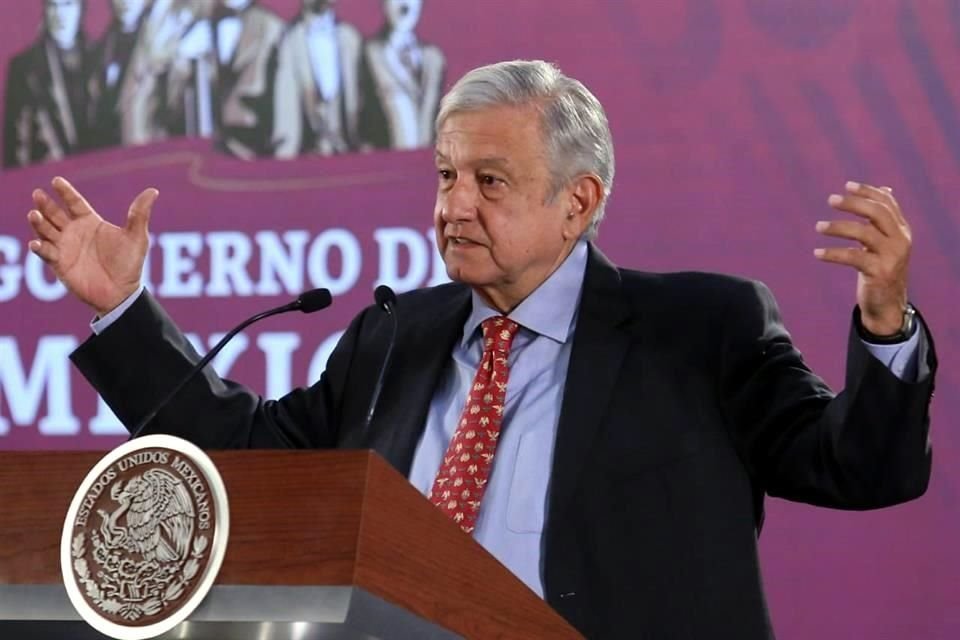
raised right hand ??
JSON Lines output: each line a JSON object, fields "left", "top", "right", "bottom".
{"left": 27, "top": 177, "right": 159, "bottom": 317}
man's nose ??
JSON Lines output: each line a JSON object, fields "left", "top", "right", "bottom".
{"left": 441, "top": 178, "right": 480, "bottom": 223}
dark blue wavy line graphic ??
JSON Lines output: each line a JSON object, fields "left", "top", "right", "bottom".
{"left": 898, "top": 1, "right": 960, "bottom": 168}
{"left": 744, "top": 0, "right": 857, "bottom": 49}
{"left": 745, "top": 76, "right": 815, "bottom": 190}
{"left": 604, "top": 0, "right": 722, "bottom": 92}
{"left": 801, "top": 81, "right": 869, "bottom": 179}
{"left": 950, "top": 0, "right": 960, "bottom": 48}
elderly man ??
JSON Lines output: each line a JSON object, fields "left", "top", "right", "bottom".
{"left": 4, "top": 0, "right": 91, "bottom": 167}
{"left": 25, "top": 60, "right": 935, "bottom": 638}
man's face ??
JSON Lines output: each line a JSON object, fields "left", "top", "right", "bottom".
{"left": 384, "top": 0, "right": 421, "bottom": 32}
{"left": 303, "top": 0, "right": 334, "bottom": 13}
{"left": 45, "top": 0, "right": 82, "bottom": 49}
{"left": 434, "top": 105, "right": 585, "bottom": 312}
{"left": 111, "top": 0, "right": 147, "bottom": 31}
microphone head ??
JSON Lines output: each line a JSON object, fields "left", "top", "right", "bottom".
{"left": 374, "top": 285, "right": 397, "bottom": 313}
{"left": 298, "top": 288, "right": 333, "bottom": 313}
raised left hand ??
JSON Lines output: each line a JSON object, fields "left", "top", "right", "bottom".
{"left": 814, "top": 181, "right": 911, "bottom": 336}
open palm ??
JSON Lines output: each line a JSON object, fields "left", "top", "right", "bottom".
{"left": 27, "top": 177, "right": 158, "bottom": 316}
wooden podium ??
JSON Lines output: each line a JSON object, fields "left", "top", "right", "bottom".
{"left": 0, "top": 450, "right": 582, "bottom": 639}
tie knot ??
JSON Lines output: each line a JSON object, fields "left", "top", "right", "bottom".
{"left": 481, "top": 316, "right": 520, "bottom": 353}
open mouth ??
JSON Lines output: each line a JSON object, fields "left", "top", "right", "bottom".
{"left": 449, "top": 237, "right": 480, "bottom": 248}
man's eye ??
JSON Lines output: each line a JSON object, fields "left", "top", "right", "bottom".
{"left": 480, "top": 175, "right": 501, "bottom": 186}
{"left": 437, "top": 169, "right": 453, "bottom": 180}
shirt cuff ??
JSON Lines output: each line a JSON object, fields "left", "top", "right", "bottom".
{"left": 860, "top": 327, "right": 921, "bottom": 382}
{"left": 91, "top": 285, "right": 145, "bottom": 335}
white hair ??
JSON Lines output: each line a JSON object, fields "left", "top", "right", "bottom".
{"left": 436, "top": 60, "right": 615, "bottom": 240}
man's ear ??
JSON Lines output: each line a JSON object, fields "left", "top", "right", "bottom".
{"left": 562, "top": 174, "right": 604, "bottom": 240}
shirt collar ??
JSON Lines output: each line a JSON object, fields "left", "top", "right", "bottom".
{"left": 461, "top": 240, "right": 588, "bottom": 349}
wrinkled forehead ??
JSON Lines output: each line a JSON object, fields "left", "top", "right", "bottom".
{"left": 437, "top": 104, "right": 546, "bottom": 150}
{"left": 435, "top": 107, "right": 552, "bottom": 181}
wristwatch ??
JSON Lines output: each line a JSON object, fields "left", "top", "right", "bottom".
{"left": 859, "top": 304, "right": 917, "bottom": 344}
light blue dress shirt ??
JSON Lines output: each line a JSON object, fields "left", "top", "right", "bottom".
{"left": 93, "top": 243, "right": 921, "bottom": 598}
{"left": 407, "top": 241, "right": 589, "bottom": 598}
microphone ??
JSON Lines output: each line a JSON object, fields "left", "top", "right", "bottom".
{"left": 374, "top": 284, "right": 397, "bottom": 315}
{"left": 362, "top": 285, "right": 398, "bottom": 439}
{"left": 130, "top": 288, "right": 333, "bottom": 439}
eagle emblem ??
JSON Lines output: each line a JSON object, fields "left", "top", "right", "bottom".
{"left": 98, "top": 469, "right": 195, "bottom": 566}
{"left": 62, "top": 435, "right": 231, "bottom": 640}
{"left": 71, "top": 467, "right": 209, "bottom": 622}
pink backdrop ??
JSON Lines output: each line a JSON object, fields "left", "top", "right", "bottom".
{"left": 1, "top": 1, "right": 957, "bottom": 637}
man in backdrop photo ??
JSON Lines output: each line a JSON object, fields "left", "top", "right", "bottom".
{"left": 357, "top": 0, "right": 445, "bottom": 150}
{"left": 24, "top": 60, "right": 936, "bottom": 639}
{"left": 87, "top": 0, "right": 152, "bottom": 150}
{"left": 4, "top": 0, "right": 91, "bottom": 168}
{"left": 272, "top": 0, "right": 362, "bottom": 157}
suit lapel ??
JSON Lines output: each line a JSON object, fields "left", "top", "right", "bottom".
{"left": 547, "top": 245, "right": 633, "bottom": 525}
{"left": 371, "top": 286, "right": 472, "bottom": 475}
{"left": 229, "top": 12, "right": 260, "bottom": 73}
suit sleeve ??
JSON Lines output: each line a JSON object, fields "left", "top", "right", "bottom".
{"left": 70, "top": 290, "right": 367, "bottom": 450}
{"left": 719, "top": 279, "right": 936, "bottom": 509}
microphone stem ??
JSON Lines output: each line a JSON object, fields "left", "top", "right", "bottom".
{"left": 363, "top": 307, "right": 398, "bottom": 436}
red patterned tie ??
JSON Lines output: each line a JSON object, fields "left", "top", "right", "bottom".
{"left": 429, "top": 316, "right": 520, "bottom": 534}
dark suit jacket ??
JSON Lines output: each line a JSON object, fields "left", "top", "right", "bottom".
{"left": 72, "top": 246, "right": 936, "bottom": 639}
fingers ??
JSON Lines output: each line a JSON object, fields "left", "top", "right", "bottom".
{"left": 51, "top": 176, "right": 96, "bottom": 218}
{"left": 27, "top": 209, "right": 61, "bottom": 243}
{"left": 827, "top": 185, "right": 898, "bottom": 238}
{"left": 32, "top": 188, "right": 71, "bottom": 229}
{"left": 126, "top": 188, "right": 159, "bottom": 236}
{"left": 876, "top": 185, "right": 907, "bottom": 226}
{"left": 814, "top": 241, "right": 908, "bottom": 288}
{"left": 815, "top": 219, "right": 885, "bottom": 252}
{"left": 28, "top": 239, "right": 60, "bottom": 265}
{"left": 815, "top": 180, "right": 911, "bottom": 279}
{"left": 813, "top": 246, "right": 874, "bottom": 272}
{"left": 855, "top": 182, "right": 909, "bottom": 228}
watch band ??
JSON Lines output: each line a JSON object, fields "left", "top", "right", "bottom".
{"left": 859, "top": 304, "right": 917, "bottom": 344}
